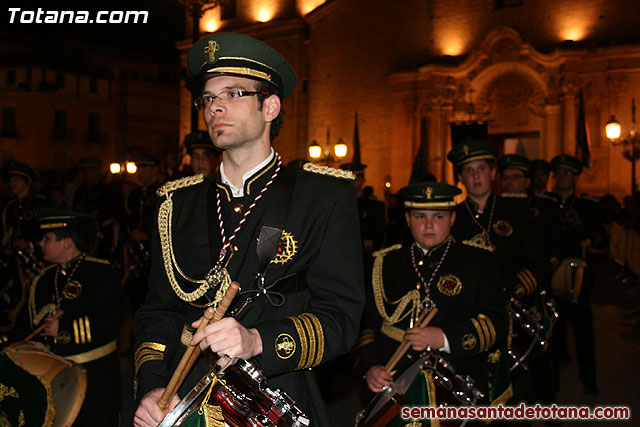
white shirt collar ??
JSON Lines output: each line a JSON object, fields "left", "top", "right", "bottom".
{"left": 219, "top": 148, "right": 275, "bottom": 197}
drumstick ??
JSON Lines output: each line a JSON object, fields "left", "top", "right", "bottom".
{"left": 24, "top": 310, "right": 64, "bottom": 341}
{"left": 383, "top": 307, "right": 438, "bottom": 374}
{"left": 158, "top": 281, "right": 240, "bottom": 411}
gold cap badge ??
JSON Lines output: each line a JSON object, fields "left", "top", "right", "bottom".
{"left": 205, "top": 40, "right": 220, "bottom": 63}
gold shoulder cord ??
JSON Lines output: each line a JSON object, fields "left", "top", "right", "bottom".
{"left": 371, "top": 246, "right": 420, "bottom": 325}
{"left": 157, "top": 184, "right": 230, "bottom": 306}
{"left": 28, "top": 265, "right": 57, "bottom": 327}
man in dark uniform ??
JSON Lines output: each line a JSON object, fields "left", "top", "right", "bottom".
{"left": 133, "top": 32, "right": 364, "bottom": 427}
{"left": 497, "top": 154, "right": 559, "bottom": 407}
{"left": 30, "top": 207, "right": 123, "bottom": 425}
{"left": 498, "top": 154, "right": 560, "bottom": 260}
{"left": 356, "top": 182, "right": 510, "bottom": 426}
{"left": 72, "top": 157, "right": 124, "bottom": 259}
{"left": 549, "top": 154, "right": 605, "bottom": 395}
{"left": 448, "top": 141, "right": 551, "bottom": 409}
{"left": 184, "top": 130, "right": 220, "bottom": 178}
{"left": 0, "top": 161, "right": 50, "bottom": 343}
{"left": 530, "top": 160, "right": 552, "bottom": 198}
{"left": 124, "top": 152, "right": 162, "bottom": 311}
{"left": 340, "top": 162, "right": 386, "bottom": 257}
{"left": 1, "top": 161, "right": 50, "bottom": 252}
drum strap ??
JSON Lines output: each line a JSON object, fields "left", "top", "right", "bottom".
{"left": 230, "top": 167, "right": 297, "bottom": 315}
{"left": 66, "top": 339, "right": 117, "bottom": 364}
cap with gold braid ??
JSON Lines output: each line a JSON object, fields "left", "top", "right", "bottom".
{"left": 497, "top": 154, "right": 532, "bottom": 174}
{"left": 399, "top": 182, "right": 462, "bottom": 210}
{"left": 6, "top": 161, "right": 36, "bottom": 181}
{"left": 447, "top": 140, "right": 499, "bottom": 168}
{"left": 184, "top": 131, "right": 217, "bottom": 154}
{"left": 38, "top": 207, "right": 97, "bottom": 231}
{"left": 551, "top": 154, "right": 582, "bottom": 175}
{"left": 187, "top": 32, "right": 297, "bottom": 98}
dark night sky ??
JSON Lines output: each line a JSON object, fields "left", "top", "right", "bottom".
{"left": 2, "top": 0, "right": 186, "bottom": 62}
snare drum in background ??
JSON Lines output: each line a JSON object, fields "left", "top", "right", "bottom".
{"left": 551, "top": 258, "right": 587, "bottom": 301}
{"left": 507, "top": 298, "right": 546, "bottom": 373}
{"left": 1, "top": 341, "right": 87, "bottom": 427}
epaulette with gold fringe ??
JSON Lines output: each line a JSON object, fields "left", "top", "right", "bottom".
{"left": 157, "top": 174, "right": 204, "bottom": 197}
{"left": 501, "top": 193, "right": 528, "bottom": 198}
{"left": 302, "top": 163, "right": 356, "bottom": 181}
{"left": 85, "top": 256, "right": 110, "bottom": 265}
{"left": 372, "top": 243, "right": 403, "bottom": 258}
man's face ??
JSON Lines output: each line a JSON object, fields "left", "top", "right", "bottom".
{"left": 8, "top": 175, "right": 29, "bottom": 197}
{"left": 81, "top": 166, "right": 101, "bottom": 185}
{"left": 500, "top": 168, "right": 530, "bottom": 194}
{"left": 532, "top": 168, "right": 549, "bottom": 189}
{"left": 553, "top": 168, "right": 578, "bottom": 193}
{"left": 137, "top": 165, "right": 158, "bottom": 187}
{"left": 201, "top": 75, "right": 276, "bottom": 151}
{"left": 457, "top": 160, "right": 495, "bottom": 199}
{"left": 40, "top": 232, "right": 68, "bottom": 264}
{"left": 190, "top": 148, "right": 218, "bottom": 177}
{"left": 405, "top": 209, "right": 455, "bottom": 249}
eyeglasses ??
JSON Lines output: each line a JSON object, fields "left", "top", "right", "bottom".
{"left": 194, "top": 89, "right": 270, "bottom": 110}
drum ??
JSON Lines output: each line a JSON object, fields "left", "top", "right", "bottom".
{"left": 356, "top": 351, "right": 483, "bottom": 427}
{"left": 551, "top": 258, "right": 587, "bottom": 301}
{"left": 507, "top": 298, "right": 546, "bottom": 373}
{"left": 2, "top": 341, "right": 87, "bottom": 427}
{"left": 159, "top": 358, "right": 309, "bottom": 427}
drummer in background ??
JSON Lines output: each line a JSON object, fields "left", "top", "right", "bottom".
{"left": 530, "top": 160, "right": 553, "bottom": 198}
{"left": 1, "top": 161, "right": 51, "bottom": 252}
{"left": 29, "top": 207, "right": 123, "bottom": 425}
{"left": 133, "top": 32, "right": 363, "bottom": 426}
{"left": 447, "top": 141, "right": 551, "bottom": 412}
{"left": 184, "top": 130, "right": 221, "bottom": 178}
{"left": 549, "top": 154, "right": 606, "bottom": 395}
{"left": 124, "top": 152, "right": 162, "bottom": 311}
{"left": 497, "top": 154, "right": 559, "bottom": 407}
{"left": 355, "top": 182, "right": 509, "bottom": 425}
{"left": 1, "top": 161, "right": 51, "bottom": 345}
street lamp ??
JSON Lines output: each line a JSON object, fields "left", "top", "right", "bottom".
{"left": 605, "top": 98, "right": 640, "bottom": 197}
{"left": 308, "top": 137, "right": 348, "bottom": 164}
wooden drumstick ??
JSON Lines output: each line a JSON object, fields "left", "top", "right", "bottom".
{"left": 158, "top": 281, "right": 240, "bottom": 411}
{"left": 24, "top": 310, "right": 64, "bottom": 342}
{"left": 383, "top": 307, "right": 438, "bottom": 374}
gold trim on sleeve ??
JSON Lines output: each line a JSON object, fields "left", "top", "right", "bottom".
{"left": 470, "top": 317, "right": 486, "bottom": 352}
{"left": 290, "top": 316, "right": 308, "bottom": 370}
{"left": 299, "top": 315, "right": 316, "bottom": 369}
{"left": 84, "top": 316, "right": 92, "bottom": 343}
{"left": 302, "top": 313, "right": 325, "bottom": 367}
{"left": 478, "top": 315, "right": 495, "bottom": 348}
{"left": 78, "top": 317, "right": 86, "bottom": 344}
{"left": 73, "top": 319, "right": 80, "bottom": 344}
